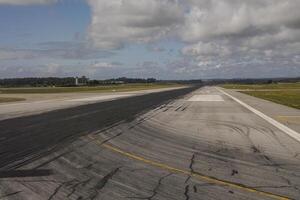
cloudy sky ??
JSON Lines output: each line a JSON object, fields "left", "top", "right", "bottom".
{"left": 0, "top": 0, "right": 299, "bottom": 79}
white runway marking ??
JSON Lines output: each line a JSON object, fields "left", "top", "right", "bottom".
{"left": 217, "top": 87, "right": 300, "bottom": 143}
{"left": 188, "top": 95, "right": 224, "bottom": 102}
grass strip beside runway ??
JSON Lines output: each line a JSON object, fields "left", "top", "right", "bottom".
{"left": 241, "top": 90, "right": 300, "bottom": 109}
{"left": 0, "top": 97, "right": 25, "bottom": 103}
{"left": 222, "top": 83, "right": 300, "bottom": 109}
{"left": 0, "top": 83, "right": 181, "bottom": 94}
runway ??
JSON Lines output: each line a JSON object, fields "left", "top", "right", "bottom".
{"left": 0, "top": 86, "right": 300, "bottom": 200}
{"left": 0, "top": 86, "right": 186, "bottom": 121}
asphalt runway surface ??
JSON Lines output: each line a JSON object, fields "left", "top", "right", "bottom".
{"left": 0, "top": 87, "right": 185, "bottom": 121}
{"left": 0, "top": 86, "right": 196, "bottom": 170}
{"left": 0, "top": 86, "right": 300, "bottom": 200}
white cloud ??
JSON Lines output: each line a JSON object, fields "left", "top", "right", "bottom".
{"left": 181, "top": 41, "right": 231, "bottom": 58}
{"left": 0, "top": 0, "right": 57, "bottom": 5}
{"left": 2, "top": 0, "right": 300, "bottom": 78}
{"left": 46, "top": 63, "right": 61, "bottom": 74}
{"left": 90, "top": 62, "right": 115, "bottom": 69}
{"left": 175, "top": 0, "right": 300, "bottom": 77}
{"left": 86, "top": 0, "right": 183, "bottom": 49}
{"left": 0, "top": 42, "right": 113, "bottom": 61}
{"left": 0, "top": 49, "right": 37, "bottom": 60}
{"left": 86, "top": 0, "right": 300, "bottom": 68}
{"left": 181, "top": 0, "right": 300, "bottom": 42}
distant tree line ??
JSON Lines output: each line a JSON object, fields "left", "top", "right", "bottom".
{"left": 0, "top": 77, "right": 158, "bottom": 87}
{"left": 2, "top": 76, "right": 297, "bottom": 88}
{"left": 88, "top": 77, "right": 157, "bottom": 86}
{"left": 204, "top": 77, "right": 300, "bottom": 85}
{"left": 165, "top": 79, "right": 203, "bottom": 84}
{"left": 0, "top": 77, "right": 76, "bottom": 87}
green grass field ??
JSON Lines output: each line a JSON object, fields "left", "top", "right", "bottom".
{"left": 0, "top": 83, "right": 182, "bottom": 94}
{"left": 241, "top": 90, "right": 300, "bottom": 109}
{"left": 221, "top": 82, "right": 300, "bottom": 90}
{"left": 221, "top": 83, "right": 300, "bottom": 109}
{"left": 0, "top": 97, "right": 26, "bottom": 103}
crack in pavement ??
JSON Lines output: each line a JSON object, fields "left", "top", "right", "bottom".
{"left": 91, "top": 138, "right": 293, "bottom": 200}
{"left": 189, "top": 153, "right": 196, "bottom": 174}
{"left": 81, "top": 161, "right": 97, "bottom": 170}
{"left": 47, "top": 180, "right": 71, "bottom": 200}
{"left": 185, "top": 153, "right": 196, "bottom": 184}
{"left": 96, "top": 167, "right": 121, "bottom": 190}
{"left": 184, "top": 153, "right": 196, "bottom": 199}
{"left": 0, "top": 191, "right": 22, "bottom": 199}
{"left": 279, "top": 176, "right": 300, "bottom": 194}
{"left": 67, "top": 178, "right": 92, "bottom": 198}
{"left": 127, "top": 173, "right": 172, "bottom": 200}
{"left": 147, "top": 173, "right": 173, "bottom": 200}
{"left": 184, "top": 185, "right": 190, "bottom": 200}
{"left": 87, "top": 167, "right": 121, "bottom": 200}
{"left": 47, "top": 184, "right": 64, "bottom": 200}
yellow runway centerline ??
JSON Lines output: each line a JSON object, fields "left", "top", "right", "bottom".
{"left": 88, "top": 135, "right": 291, "bottom": 200}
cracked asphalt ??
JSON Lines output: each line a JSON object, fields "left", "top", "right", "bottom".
{"left": 1, "top": 86, "right": 300, "bottom": 200}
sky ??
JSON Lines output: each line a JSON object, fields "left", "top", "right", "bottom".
{"left": 0, "top": 0, "right": 299, "bottom": 79}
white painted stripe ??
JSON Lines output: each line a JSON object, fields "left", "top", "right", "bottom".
{"left": 216, "top": 87, "right": 300, "bottom": 143}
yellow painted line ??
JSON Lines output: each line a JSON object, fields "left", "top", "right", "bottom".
{"left": 88, "top": 135, "right": 291, "bottom": 200}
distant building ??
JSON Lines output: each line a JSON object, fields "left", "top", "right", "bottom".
{"left": 111, "top": 81, "right": 124, "bottom": 84}
{"left": 75, "top": 76, "right": 88, "bottom": 86}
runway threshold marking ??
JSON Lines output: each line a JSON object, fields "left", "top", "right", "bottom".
{"left": 88, "top": 135, "right": 290, "bottom": 200}
{"left": 217, "top": 87, "right": 300, "bottom": 143}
